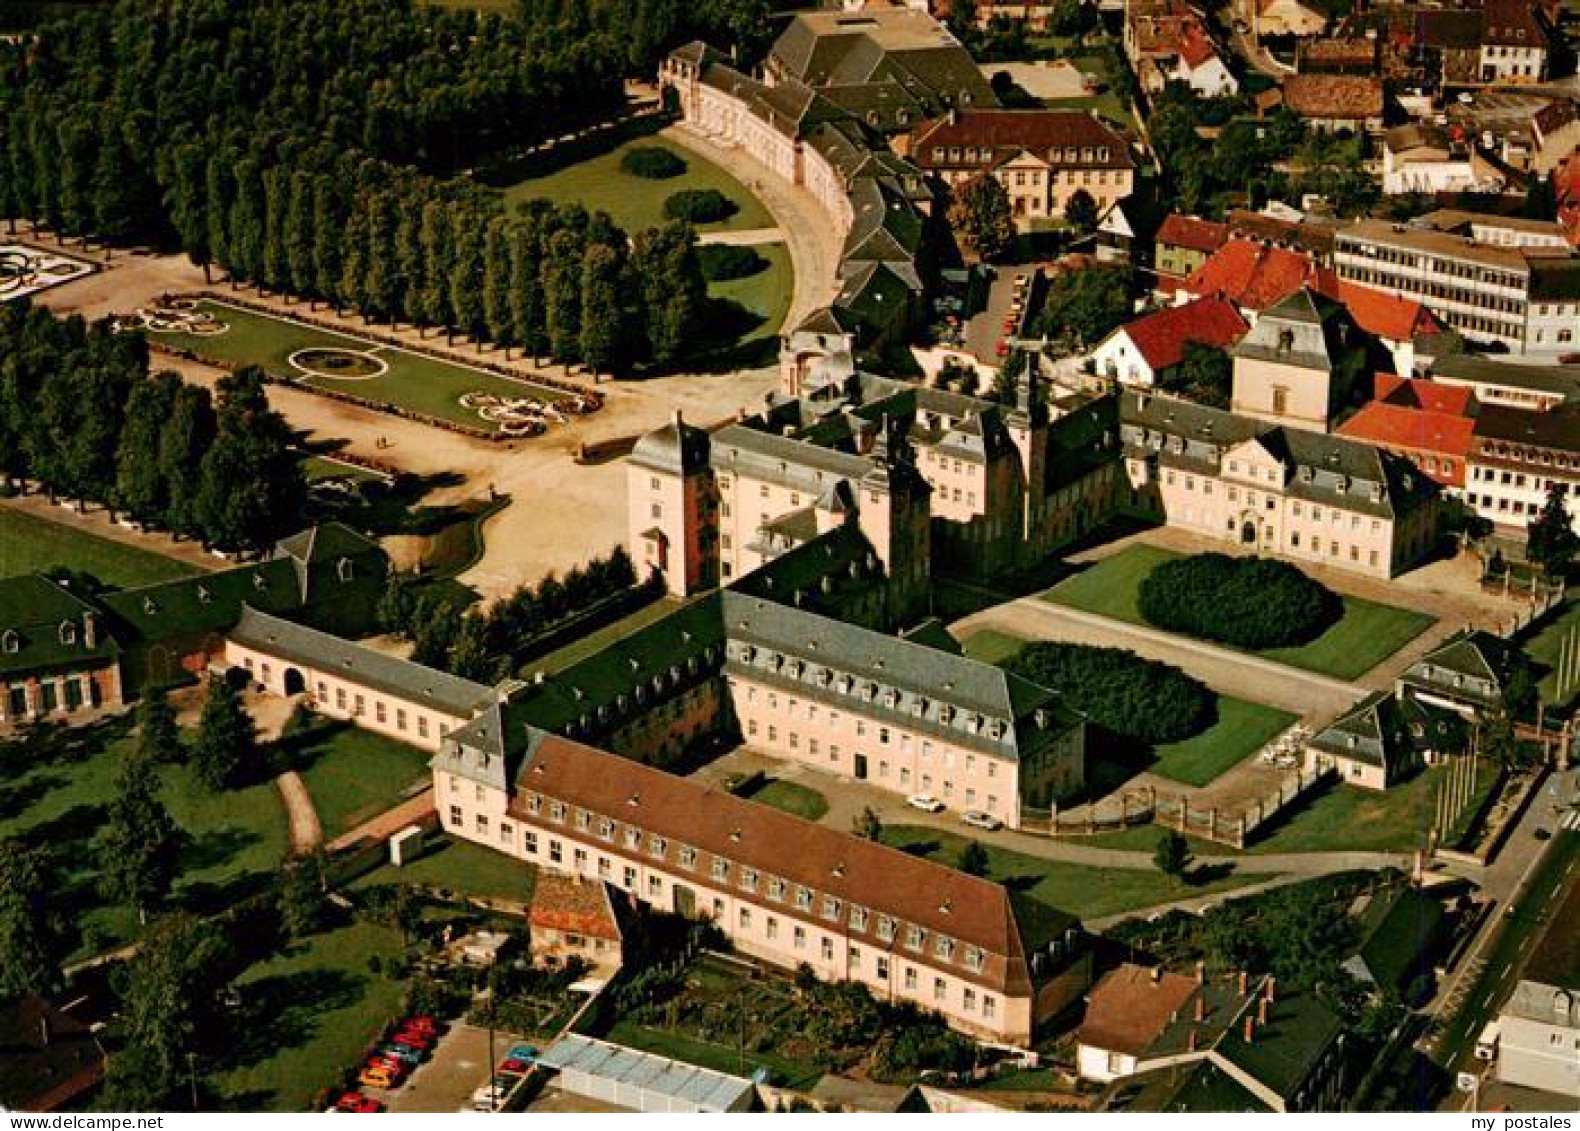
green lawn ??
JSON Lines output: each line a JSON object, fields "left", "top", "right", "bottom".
{"left": 211, "top": 920, "right": 408, "bottom": 1111}
{"left": 354, "top": 835, "right": 538, "bottom": 904}
{"left": 878, "top": 825, "right": 1269, "bottom": 920}
{"left": 748, "top": 779, "right": 829, "bottom": 821}
{"left": 0, "top": 719, "right": 289, "bottom": 960}
{"left": 1045, "top": 545, "right": 1436, "bottom": 680}
{"left": 1239, "top": 759, "right": 1500, "bottom": 855}
{"left": 290, "top": 725, "right": 433, "bottom": 840}
{"left": 301, "top": 455, "right": 386, "bottom": 485}
{"left": 150, "top": 300, "right": 562, "bottom": 430}
{"left": 0, "top": 507, "right": 202, "bottom": 586}
{"left": 964, "top": 627, "right": 1296, "bottom": 787}
{"left": 498, "top": 135, "right": 774, "bottom": 236}
{"left": 1147, "top": 698, "right": 1299, "bottom": 787}
{"left": 1523, "top": 599, "right": 1580, "bottom": 709}
{"left": 705, "top": 240, "right": 793, "bottom": 346}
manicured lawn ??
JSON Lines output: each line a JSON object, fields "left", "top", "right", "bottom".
{"left": 290, "top": 725, "right": 433, "bottom": 840}
{"left": 0, "top": 719, "right": 289, "bottom": 960}
{"left": 706, "top": 240, "right": 793, "bottom": 345}
{"left": 961, "top": 628, "right": 1029, "bottom": 666}
{"left": 0, "top": 507, "right": 202, "bottom": 586}
{"left": 1241, "top": 758, "right": 1500, "bottom": 855}
{"left": 1523, "top": 599, "right": 1580, "bottom": 709}
{"left": 211, "top": 920, "right": 408, "bottom": 1111}
{"left": 748, "top": 778, "right": 829, "bottom": 821}
{"left": 302, "top": 455, "right": 386, "bottom": 485}
{"left": 150, "top": 300, "right": 563, "bottom": 430}
{"left": 964, "top": 626, "right": 1296, "bottom": 787}
{"left": 1044, "top": 545, "right": 1436, "bottom": 680}
{"left": 1147, "top": 698, "right": 1299, "bottom": 788}
{"left": 354, "top": 835, "right": 538, "bottom": 904}
{"left": 878, "top": 825, "right": 1269, "bottom": 920}
{"left": 498, "top": 135, "right": 774, "bottom": 235}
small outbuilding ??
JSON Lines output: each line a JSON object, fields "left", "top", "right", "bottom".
{"left": 535, "top": 1034, "right": 756, "bottom": 1113}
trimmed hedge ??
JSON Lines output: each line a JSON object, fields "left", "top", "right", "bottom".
{"left": 1138, "top": 553, "right": 1341, "bottom": 649}
{"left": 1008, "top": 642, "right": 1214, "bottom": 744}
{"left": 663, "top": 187, "right": 738, "bottom": 223}
{"left": 697, "top": 243, "right": 767, "bottom": 281}
{"left": 621, "top": 146, "right": 687, "bottom": 179}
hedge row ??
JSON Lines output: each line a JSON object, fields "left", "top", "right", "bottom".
{"left": 1009, "top": 641, "right": 1214, "bottom": 744}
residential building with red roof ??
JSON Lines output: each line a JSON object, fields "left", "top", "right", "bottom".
{"left": 528, "top": 871, "right": 630, "bottom": 971}
{"left": 1336, "top": 375, "right": 1478, "bottom": 489}
{"left": 908, "top": 109, "right": 1135, "bottom": 230}
{"left": 1177, "top": 238, "right": 1335, "bottom": 317}
{"left": 1155, "top": 214, "right": 1230, "bottom": 280}
{"left": 1321, "top": 279, "right": 1445, "bottom": 376}
{"left": 1089, "top": 297, "right": 1249, "bottom": 389}
{"left": 1477, "top": 0, "right": 1553, "bottom": 84}
{"left": 1123, "top": 0, "right": 1238, "bottom": 97}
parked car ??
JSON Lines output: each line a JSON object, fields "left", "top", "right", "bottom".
{"left": 472, "top": 1080, "right": 511, "bottom": 1111}
{"left": 507, "top": 1044, "right": 539, "bottom": 1062}
{"left": 336, "top": 1092, "right": 383, "bottom": 1113}
{"left": 365, "top": 1056, "right": 407, "bottom": 1078}
{"left": 403, "top": 1015, "right": 441, "bottom": 1036}
{"left": 961, "top": 810, "right": 1002, "bottom": 831}
{"left": 359, "top": 1066, "right": 399, "bottom": 1090}
{"left": 908, "top": 794, "right": 945, "bottom": 813}
{"left": 497, "top": 1058, "right": 531, "bottom": 1076}
{"left": 390, "top": 1028, "right": 433, "bottom": 1049}
{"left": 380, "top": 1044, "right": 423, "bottom": 1066}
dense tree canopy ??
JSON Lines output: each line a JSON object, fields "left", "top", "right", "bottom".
{"left": 1008, "top": 641, "right": 1215, "bottom": 744}
{"left": 1029, "top": 265, "right": 1131, "bottom": 352}
{"left": 1138, "top": 553, "right": 1342, "bottom": 650}
{"left": 947, "top": 175, "right": 1016, "bottom": 263}
{"left": 0, "top": 305, "right": 299, "bottom": 552}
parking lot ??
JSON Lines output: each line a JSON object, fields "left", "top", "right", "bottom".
{"left": 963, "top": 269, "right": 1032, "bottom": 365}
{"left": 371, "top": 1022, "right": 529, "bottom": 1113}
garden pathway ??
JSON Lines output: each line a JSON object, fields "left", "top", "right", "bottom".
{"left": 954, "top": 598, "right": 1367, "bottom": 721}
{"left": 326, "top": 787, "right": 435, "bottom": 853}
{"left": 277, "top": 770, "right": 323, "bottom": 856}
{"left": 695, "top": 227, "right": 788, "bottom": 247}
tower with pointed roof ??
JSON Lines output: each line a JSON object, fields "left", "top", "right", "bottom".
{"left": 627, "top": 410, "right": 719, "bottom": 597}
{"left": 853, "top": 413, "right": 932, "bottom": 620}
{"left": 1003, "top": 359, "right": 1054, "bottom": 561}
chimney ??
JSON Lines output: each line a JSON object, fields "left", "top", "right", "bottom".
{"left": 1244, "top": 1015, "right": 1255, "bottom": 1044}
{"left": 1237, "top": 970, "right": 1248, "bottom": 996}
{"left": 1265, "top": 976, "right": 1276, "bottom": 1003}
{"left": 1258, "top": 997, "right": 1269, "bottom": 1026}
{"left": 83, "top": 611, "right": 97, "bottom": 649}
{"left": 1187, "top": 1028, "right": 1197, "bottom": 1052}
{"left": 39, "top": 1013, "right": 51, "bottom": 1048}
{"left": 1150, "top": 966, "right": 1163, "bottom": 985}
{"left": 1195, "top": 961, "right": 1205, "bottom": 986}
{"left": 533, "top": 671, "right": 545, "bottom": 685}
{"left": 1193, "top": 994, "right": 1205, "bottom": 1023}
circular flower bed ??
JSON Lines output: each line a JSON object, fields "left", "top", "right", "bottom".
{"left": 289, "top": 347, "right": 388, "bottom": 380}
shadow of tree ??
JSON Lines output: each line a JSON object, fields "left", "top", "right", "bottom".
{"left": 1184, "top": 862, "right": 1237, "bottom": 887}
{"left": 0, "top": 771, "right": 67, "bottom": 821}
{"left": 221, "top": 967, "right": 369, "bottom": 1071}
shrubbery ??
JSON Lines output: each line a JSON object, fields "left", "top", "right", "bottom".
{"left": 697, "top": 243, "right": 766, "bottom": 281}
{"left": 1009, "top": 642, "right": 1214, "bottom": 744}
{"left": 664, "top": 188, "right": 737, "bottom": 223}
{"left": 1138, "top": 553, "right": 1341, "bottom": 649}
{"left": 621, "top": 146, "right": 687, "bottom": 179}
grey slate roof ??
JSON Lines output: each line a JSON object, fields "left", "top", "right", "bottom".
{"left": 719, "top": 590, "right": 1081, "bottom": 760}
{"left": 629, "top": 413, "right": 712, "bottom": 476}
{"left": 229, "top": 605, "right": 492, "bottom": 717}
{"left": 1231, "top": 288, "right": 1352, "bottom": 373}
{"left": 1397, "top": 629, "right": 1513, "bottom": 711}
{"left": 0, "top": 575, "right": 120, "bottom": 678}
{"left": 1307, "top": 689, "right": 1408, "bottom": 770}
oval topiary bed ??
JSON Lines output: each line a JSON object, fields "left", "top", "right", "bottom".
{"left": 697, "top": 243, "right": 767, "bottom": 281}
{"left": 663, "top": 187, "right": 738, "bottom": 224}
{"left": 621, "top": 145, "right": 687, "bottom": 179}
{"left": 1008, "top": 641, "right": 1214, "bottom": 744}
{"left": 1137, "top": 552, "right": 1342, "bottom": 650}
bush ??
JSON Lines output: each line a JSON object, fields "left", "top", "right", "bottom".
{"left": 664, "top": 188, "right": 738, "bottom": 224}
{"left": 1008, "top": 642, "right": 1214, "bottom": 744}
{"left": 621, "top": 146, "right": 687, "bottom": 179}
{"left": 697, "top": 243, "right": 766, "bottom": 281}
{"left": 1137, "top": 553, "right": 1342, "bottom": 649}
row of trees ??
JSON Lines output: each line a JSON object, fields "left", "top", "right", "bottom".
{"left": 382, "top": 547, "right": 647, "bottom": 682}
{"left": 516, "top": 0, "right": 775, "bottom": 74}
{"left": 0, "top": 306, "right": 303, "bottom": 552}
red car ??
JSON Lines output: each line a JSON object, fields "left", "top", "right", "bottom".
{"left": 336, "top": 1092, "right": 383, "bottom": 1113}
{"left": 402, "top": 1016, "right": 440, "bottom": 1035}
{"left": 390, "top": 1030, "right": 433, "bottom": 1051}
{"left": 497, "top": 1058, "right": 531, "bottom": 1076}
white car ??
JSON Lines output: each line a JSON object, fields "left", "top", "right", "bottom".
{"left": 961, "top": 810, "right": 1002, "bottom": 831}
{"left": 907, "top": 794, "right": 945, "bottom": 813}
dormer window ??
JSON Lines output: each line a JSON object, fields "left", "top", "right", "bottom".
{"left": 1, "top": 630, "right": 18, "bottom": 654}
{"left": 851, "top": 906, "right": 870, "bottom": 931}
{"left": 253, "top": 573, "right": 268, "bottom": 590}
{"left": 143, "top": 597, "right": 158, "bottom": 616}
{"left": 58, "top": 622, "right": 77, "bottom": 646}
{"left": 336, "top": 557, "right": 355, "bottom": 582}
{"left": 196, "top": 585, "right": 211, "bottom": 604}
{"left": 793, "top": 886, "right": 813, "bottom": 911}
{"left": 906, "top": 925, "right": 926, "bottom": 951}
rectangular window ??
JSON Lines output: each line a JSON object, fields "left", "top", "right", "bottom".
{"left": 418, "top": 716, "right": 429, "bottom": 738}
{"left": 793, "top": 925, "right": 807, "bottom": 950}
{"left": 448, "top": 805, "right": 462, "bottom": 826}
{"left": 499, "top": 822, "right": 513, "bottom": 845}
{"left": 524, "top": 830, "right": 538, "bottom": 855}
{"left": 933, "top": 977, "right": 947, "bottom": 1003}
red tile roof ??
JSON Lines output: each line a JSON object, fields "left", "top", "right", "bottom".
{"left": 1375, "top": 373, "right": 1476, "bottom": 415}
{"left": 1179, "top": 25, "right": 1218, "bottom": 69}
{"left": 1157, "top": 214, "right": 1230, "bottom": 254}
{"left": 1337, "top": 397, "right": 1476, "bottom": 484}
{"left": 1116, "top": 297, "right": 1249, "bottom": 372}
{"left": 1181, "top": 239, "right": 1332, "bottom": 312}
{"left": 508, "top": 732, "right": 1048, "bottom": 994}
{"left": 1328, "top": 280, "right": 1444, "bottom": 343}
{"left": 1282, "top": 74, "right": 1384, "bottom": 120}
{"left": 1077, "top": 965, "right": 1200, "bottom": 1056}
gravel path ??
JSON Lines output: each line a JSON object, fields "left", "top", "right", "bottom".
{"left": 276, "top": 770, "right": 324, "bottom": 856}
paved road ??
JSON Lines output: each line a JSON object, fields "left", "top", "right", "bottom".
{"left": 954, "top": 596, "right": 1367, "bottom": 722}
{"left": 1421, "top": 766, "right": 1580, "bottom": 1083}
